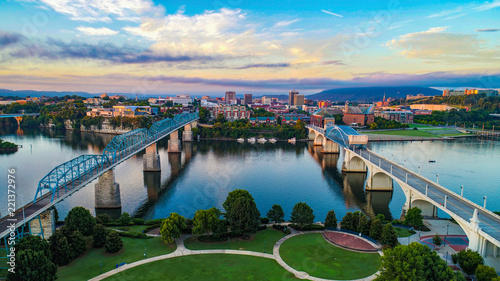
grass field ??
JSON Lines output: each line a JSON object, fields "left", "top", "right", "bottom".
{"left": 394, "top": 227, "right": 415, "bottom": 237}
{"left": 109, "top": 225, "right": 148, "bottom": 233}
{"left": 279, "top": 233, "right": 380, "bottom": 280}
{"left": 184, "top": 228, "right": 285, "bottom": 254}
{"left": 102, "top": 254, "right": 297, "bottom": 281}
{"left": 57, "top": 237, "right": 175, "bottom": 281}
{"left": 364, "top": 130, "right": 436, "bottom": 137}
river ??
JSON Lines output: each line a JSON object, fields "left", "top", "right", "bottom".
{"left": 0, "top": 126, "right": 499, "bottom": 222}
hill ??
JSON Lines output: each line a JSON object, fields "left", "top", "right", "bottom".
{"left": 308, "top": 87, "right": 442, "bottom": 102}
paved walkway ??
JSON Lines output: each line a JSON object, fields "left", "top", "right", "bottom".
{"left": 89, "top": 231, "right": 381, "bottom": 281}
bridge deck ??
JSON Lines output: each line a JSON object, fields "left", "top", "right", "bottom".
{"left": 353, "top": 147, "right": 500, "bottom": 245}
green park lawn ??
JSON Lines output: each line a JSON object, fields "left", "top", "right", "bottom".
{"left": 57, "top": 237, "right": 175, "bottom": 281}
{"left": 184, "top": 227, "right": 285, "bottom": 254}
{"left": 364, "top": 130, "right": 436, "bottom": 137}
{"left": 279, "top": 233, "right": 380, "bottom": 280}
{"left": 103, "top": 254, "right": 297, "bottom": 281}
{"left": 394, "top": 227, "right": 415, "bottom": 237}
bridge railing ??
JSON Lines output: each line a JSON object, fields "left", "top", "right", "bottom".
{"left": 33, "top": 112, "right": 199, "bottom": 203}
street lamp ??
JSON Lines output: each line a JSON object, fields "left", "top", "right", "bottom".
{"left": 461, "top": 185, "right": 464, "bottom": 197}
{"left": 436, "top": 174, "right": 439, "bottom": 184}
{"left": 100, "top": 260, "right": 102, "bottom": 274}
{"left": 484, "top": 196, "right": 487, "bottom": 208}
{"left": 418, "top": 166, "right": 421, "bottom": 175}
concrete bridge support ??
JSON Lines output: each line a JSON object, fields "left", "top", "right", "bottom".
{"left": 342, "top": 148, "right": 367, "bottom": 172}
{"left": 144, "top": 171, "right": 161, "bottom": 201}
{"left": 28, "top": 209, "right": 55, "bottom": 239}
{"left": 143, "top": 143, "right": 161, "bottom": 172}
{"left": 14, "top": 116, "right": 22, "bottom": 126}
{"left": 322, "top": 140, "right": 340, "bottom": 154}
{"left": 366, "top": 170, "right": 393, "bottom": 191}
{"left": 95, "top": 169, "right": 121, "bottom": 210}
{"left": 183, "top": 124, "right": 193, "bottom": 142}
{"left": 168, "top": 130, "right": 181, "bottom": 153}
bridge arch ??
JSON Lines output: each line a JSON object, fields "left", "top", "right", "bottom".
{"left": 308, "top": 129, "right": 316, "bottom": 140}
{"left": 314, "top": 133, "right": 325, "bottom": 146}
{"left": 342, "top": 154, "right": 367, "bottom": 173}
{"left": 366, "top": 170, "right": 393, "bottom": 191}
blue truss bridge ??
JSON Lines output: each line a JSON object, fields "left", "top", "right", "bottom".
{"left": 0, "top": 113, "right": 199, "bottom": 243}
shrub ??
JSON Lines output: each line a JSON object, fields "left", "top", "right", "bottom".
{"left": 133, "top": 218, "right": 145, "bottom": 225}
{"left": 476, "top": 265, "right": 499, "bottom": 281}
{"left": 260, "top": 217, "right": 270, "bottom": 224}
{"left": 105, "top": 231, "right": 123, "bottom": 253}
{"left": 289, "top": 224, "right": 325, "bottom": 231}
{"left": 96, "top": 214, "right": 111, "bottom": 224}
{"left": 70, "top": 231, "right": 87, "bottom": 258}
{"left": 117, "top": 231, "right": 153, "bottom": 239}
{"left": 118, "top": 212, "right": 132, "bottom": 225}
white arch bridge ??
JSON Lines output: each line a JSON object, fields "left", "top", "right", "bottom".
{"left": 307, "top": 124, "right": 500, "bottom": 258}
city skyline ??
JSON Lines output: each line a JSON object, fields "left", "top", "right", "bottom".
{"left": 0, "top": 0, "right": 499, "bottom": 95}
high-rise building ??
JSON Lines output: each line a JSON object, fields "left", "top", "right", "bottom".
{"left": 225, "top": 91, "right": 236, "bottom": 104}
{"left": 289, "top": 90, "right": 299, "bottom": 105}
{"left": 262, "top": 96, "right": 272, "bottom": 105}
{"left": 294, "top": 94, "right": 305, "bottom": 106}
{"left": 244, "top": 93, "right": 253, "bottom": 105}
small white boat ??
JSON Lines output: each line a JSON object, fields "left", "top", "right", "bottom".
{"left": 247, "top": 137, "right": 256, "bottom": 143}
{"left": 237, "top": 138, "right": 245, "bottom": 143}
{"left": 288, "top": 137, "right": 296, "bottom": 144}
{"left": 257, "top": 138, "right": 267, "bottom": 143}
{"left": 269, "top": 138, "right": 277, "bottom": 143}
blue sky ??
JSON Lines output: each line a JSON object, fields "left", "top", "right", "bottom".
{"left": 0, "top": 0, "right": 499, "bottom": 95}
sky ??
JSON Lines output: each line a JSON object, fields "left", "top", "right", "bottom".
{"left": 0, "top": 0, "right": 499, "bottom": 96}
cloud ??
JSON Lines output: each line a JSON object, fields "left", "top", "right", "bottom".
{"left": 0, "top": 31, "right": 25, "bottom": 49}
{"left": 0, "top": 31, "right": 208, "bottom": 64}
{"left": 385, "top": 27, "right": 500, "bottom": 63}
{"left": 35, "top": 0, "right": 159, "bottom": 22}
{"left": 476, "top": 28, "right": 500, "bottom": 32}
{"left": 273, "top": 19, "right": 300, "bottom": 28}
{"left": 235, "top": 63, "right": 290, "bottom": 69}
{"left": 475, "top": 0, "right": 500, "bottom": 11}
{"left": 321, "top": 10, "right": 343, "bottom": 18}
{"left": 320, "top": 60, "right": 345, "bottom": 66}
{"left": 76, "top": 27, "right": 119, "bottom": 36}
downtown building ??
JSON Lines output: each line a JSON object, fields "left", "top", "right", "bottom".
{"left": 209, "top": 105, "right": 251, "bottom": 121}
{"left": 225, "top": 91, "right": 237, "bottom": 104}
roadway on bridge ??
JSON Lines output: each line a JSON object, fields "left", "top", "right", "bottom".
{"left": 353, "top": 147, "right": 500, "bottom": 244}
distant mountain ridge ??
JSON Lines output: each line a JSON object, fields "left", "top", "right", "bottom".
{"left": 308, "top": 87, "right": 442, "bottom": 102}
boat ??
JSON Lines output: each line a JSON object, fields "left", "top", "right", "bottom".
{"left": 269, "top": 138, "right": 277, "bottom": 143}
{"left": 429, "top": 160, "right": 436, "bottom": 163}
{"left": 247, "top": 137, "right": 256, "bottom": 143}
{"left": 237, "top": 138, "right": 245, "bottom": 143}
{"left": 257, "top": 138, "right": 267, "bottom": 143}
{"left": 288, "top": 137, "right": 296, "bottom": 144}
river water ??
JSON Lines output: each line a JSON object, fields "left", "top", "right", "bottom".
{"left": 1, "top": 127, "right": 499, "bottom": 222}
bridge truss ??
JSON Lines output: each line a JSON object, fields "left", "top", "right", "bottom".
{"left": 33, "top": 112, "right": 198, "bottom": 203}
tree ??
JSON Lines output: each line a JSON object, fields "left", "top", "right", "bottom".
{"left": 290, "top": 202, "right": 315, "bottom": 229}
{"left": 216, "top": 113, "right": 226, "bottom": 123}
{"left": 213, "top": 219, "right": 228, "bottom": 238}
{"left": 340, "top": 212, "right": 355, "bottom": 231}
{"left": 70, "top": 231, "right": 87, "bottom": 257}
{"left": 105, "top": 231, "right": 123, "bottom": 253}
{"left": 192, "top": 207, "right": 221, "bottom": 236}
{"left": 267, "top": 204, "right": 285, "bottom": 224}
{"left": 223, "top": 189, "right": 254, "bottom": 215}
{"left": 433, "top": 234, "right": 442, "bottom": 248}
{"left": 324, "top": 210, "right": 337, "bottom": 228}
{"left": 227, "top": 196, "right": 261, "bottom": 236}
{"left": 160, "top": 213, "right": 186, "bottom": 243}
{"left": 369, "top": 219, "right": 383, "bottom": 240}
{"left": 96, "top": 214, "right": 111, "bottom": 224}
{"left": 93, "top": 224, "right": 107, "bottom": 248}
{"left": 380, "top": 224, "right": 398, "bottom": 248}
{"left": 404, "top": 207, "right": 423, "bottom": 226}
{"left": 476, "top": 265, "right": 499, "bottom": 281}
{"left": 375, "top": 242, "right": 456, "bottom": 281}
{"left": 65, "top": 206, "right": 96, "bottom": 236}
{"left": 455, "top": 249, "right": 484, "bottom": 276}
{"left": 52, "top": 237, "right": 73, "bottom": 266}
{"left": 118, "top": 212, "right": 132, "bottom": 225}
{"left": 7, "top": 249, "right": 57, "bottom": 281}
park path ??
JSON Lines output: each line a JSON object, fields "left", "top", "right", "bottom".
{"left": 89, "top": 231, "right": 379, "bottom": 281}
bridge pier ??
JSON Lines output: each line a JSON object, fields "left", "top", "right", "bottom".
{"left": 143, "top": 143, "right": 161, "bottom": 172}
{"left": 95, "top": 169, "right": 122, "bottom": 210}
{"left": 342, "top": 148, "right": 367, "bottom": 172}
{"left": 182, "top": 124, "right": 193, "bottom": 142}
{"left": 14, "top": 116, "right": 22, "bottom": 126}
{"left": 28, "top": 209, "right": 55, "bottom": 239}
{"left": 322, "top": 139, "right": 340, "bottom": 154}
{"left": 168, "top": 130, "right": 181, "bottom": 153}
{"left": 144, "top": 171, "right": 161, "bottom": 201}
